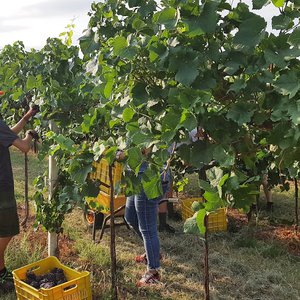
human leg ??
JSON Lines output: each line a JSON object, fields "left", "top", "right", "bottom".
{"left": 126, "top": 195, "right": 161, "bottom": 266}
{"left": 158, "top": 170, "right": 175, "bottom": 232}
{"left": 0, "top": 237, "right": 14, "bottom": 294}
{"left": 158, "top": 201, "right": 175, "bottom": 233}
{"left": 0, "top": 207, "right": 19, "bottom": 270}
{"left": 135, "top": 192, "right": 162, "bottom": 286}
{"left": 0, "top": 187, "right": 19, "bottom": 293}
{"left": 0, "top": 237, "right": 12, "bottom": 270}
{"left": 129, "top": 169, "right": 170, "bottom": 285}
{"left": 262, "top": 174, "right": 273, "bottom": 210}
{"left": 135, "top": 192, "right": 160, "bottom": 271}
{"left": 125, "top": 195, "right": 142, "bottom": 239}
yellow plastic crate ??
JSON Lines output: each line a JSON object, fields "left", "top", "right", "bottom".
{"left": 181, "top": 198, "right": 227, "bottom": 233}
{"left": 13, "top": 256, "right": 92, "bottom": 300}
{"left": 86, "top": 191, "right": 126, "bottom": 215}
{"left": 89, "top": 159, "right": 123, "bottom": 195}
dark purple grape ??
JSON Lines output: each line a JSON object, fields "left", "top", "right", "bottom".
{"left": 40, "top": 282, "right": 56, "bottom": 289}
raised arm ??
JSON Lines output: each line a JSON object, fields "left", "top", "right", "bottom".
{"left": 11, "top": 107, "right": 38, "bottom": 134}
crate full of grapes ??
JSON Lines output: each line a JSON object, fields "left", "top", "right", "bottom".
{"left": 12, "top": 256, "right": 92, "bottom": 300}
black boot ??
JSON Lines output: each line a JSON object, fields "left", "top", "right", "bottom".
{"left": 266, "top": 202, "right": 274, "bottom": 211}
{"left": 0, "top": 268, "right": 14, "bottom": 295}
{"left": 167, "top": 202, "right": 174, "bottom": 219}
{"left": 158, "top": 212, "right": 175, "bottom": 233}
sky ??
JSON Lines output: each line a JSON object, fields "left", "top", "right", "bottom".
{"left": 0, "top": 0, "right": 93, "bottom": 50}
{"left": 0, "top": 0, "right": 280, "bottom": 50}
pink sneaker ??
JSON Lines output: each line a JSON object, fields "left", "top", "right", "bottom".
{"left": 135, "top": 253, "right": 163, "bottom": 265}
{"left": 135, "top": 253, "right": 147, "bottom": 264}
{"left": 136, "top": 271, "right": 161, "bottom": 287}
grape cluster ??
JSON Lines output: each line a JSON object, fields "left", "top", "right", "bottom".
{"left": 24, "top": 268, "right": 67, "bottom": 289}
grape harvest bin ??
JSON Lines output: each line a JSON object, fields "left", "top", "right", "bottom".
{"left": 12, "top": 256, "right": 92, "bottom": 300}
{"left": 181, "top": 198, "right": 228, "bottom": 233}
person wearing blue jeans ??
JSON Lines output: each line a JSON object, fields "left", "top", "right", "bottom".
{"left": 125, "top": 162, "right": 170, "bottom": 286}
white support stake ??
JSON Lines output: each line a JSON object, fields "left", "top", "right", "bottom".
{"left": 48, "top": 121, "right": 58, "bottom": 256}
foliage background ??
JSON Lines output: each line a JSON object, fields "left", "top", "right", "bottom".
{"left": 0, "top": 0, "right": 299, "bottom": 234}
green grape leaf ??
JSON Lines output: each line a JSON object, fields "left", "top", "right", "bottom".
{"left": 273, "top": 72, "right": 300, "bottom": 98}
{"left": 199, "top": 180, "right": 216, "bottom": 193}
{"left": 113, "top": 36, "right": 128, "bottom": 56}
{"left": 271, "top": 0, "right": 285, "bottom": 7}
{"left": 127, "top": 147, "right": 143, "bottom": 172}
{"left": 196, "top": 209, "right": 207, "bottom": 235}
{"left": 26, "top": 75, "right": 37, "bottom": 90}
{"left": 252, "top": 0, "right": 269, "bottom": 9}
{"left": 288, "top": 101, "right": 300, "bottom": 125}
{"left": 288, "top": 28, "right": 300, "bottom": 47}
{"left": 272, "top": 15, "right": 292, "bottom": 30}
{"left": 226, "top": 103, "right": 254, "bottom": 125}
{"left": 180, "top": 110, "right": 197, "bottom": 131}
{"left": 198, "top": 1, "right": 219, "bottom": 33}
{"left": 231, "top": 185, "right": 259, "bottom": 212}
{"left": 141, "top": 168, "right": 162, "bottom": 199}
{"left": 233, "top": 15, "right": 266, "bottom": 50}
{"left": 203, "top": 191, "right": 223, "bottom": 211}
{"left": 153, "top": 7, "right": 177, "bottom": 29}
{"left": 183, "top": 216, "right": 200, "bottom": 234}
{"left": 123, "top": 107, "right": 135, "bottom": 122}
{"left": 175, "top": 64, "right": 199, "bottom": 86}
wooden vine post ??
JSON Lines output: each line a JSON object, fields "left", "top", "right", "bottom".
{"left": 204, "top": 215, "right": 210, "bottom": 300}
{"left": 20, "top": 153, "right": 29, "bottom": 227}
{"left": 295, "top": 178, "right": 299, "bottom": 233}
{"left": 48, "top": 120, "right": 58, "bottom": 256}
{"left": 109, "top": 164, "right": 118, "bottom": 299}
{"left": 21, "top": 128, "right": 29, "bottom": 227}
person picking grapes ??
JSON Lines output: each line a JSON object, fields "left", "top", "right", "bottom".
{"left": 0, "top": 90, "right": 39, "bottom": 294}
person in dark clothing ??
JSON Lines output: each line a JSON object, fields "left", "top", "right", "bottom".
{"left": 158, "top": 184, "right": 176, "bottom": 233}
{"left": 0, "top": 91, "right": 38, "bottom": 294}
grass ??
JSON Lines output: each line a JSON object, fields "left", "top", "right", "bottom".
{"left": 2, "top": 150, "right": 300, "bottom": 299}
{"left": 10, "top": 147, "right": 47, "bottom": 202}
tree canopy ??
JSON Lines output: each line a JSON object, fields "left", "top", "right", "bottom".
{"left": 0, "top": 0, "right": 299, "bottom": 234}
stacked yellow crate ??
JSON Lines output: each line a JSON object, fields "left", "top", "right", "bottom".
{"left": 181, "top": 198, "right": 227, "bottom": 233}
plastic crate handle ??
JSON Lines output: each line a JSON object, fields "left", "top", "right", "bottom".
{"left": 26, "top": 265, "right": 41, "bottom": 273}
{"left": 63, "top": 284, "right": 78, "bottom": 293}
